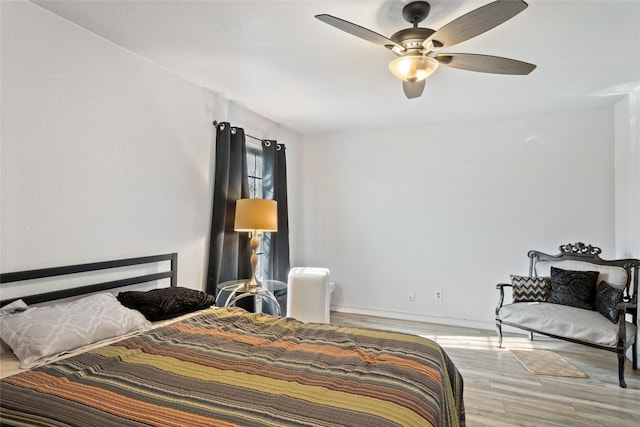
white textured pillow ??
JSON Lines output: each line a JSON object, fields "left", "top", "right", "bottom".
{"left": 0, "top": 299, "right": 28, "bottom": 315}
{"left": 0, "top": 299, "right": 29, "bottom": 354}
{"left": 0, "top": 293, "right": 151, "bottom": 368}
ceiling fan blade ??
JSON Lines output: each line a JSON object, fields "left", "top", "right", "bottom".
{"left": 423, "top": 0, "right": 528, "bottom": 50}
{"left": 315, "top": 14, "right": 404, "bottom": 51}
{"left": 403, "top": 80, "right": 426, "bottom": 99}
{"left": 435, "top": 53, "right": 536, "bottom": 75}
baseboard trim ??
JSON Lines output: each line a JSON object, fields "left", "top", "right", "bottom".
{"left": 330, "top": 304, "right": 497, "bottom": 331}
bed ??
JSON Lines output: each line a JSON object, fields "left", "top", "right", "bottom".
{"left": 0, "top": 254, "right": 465, "bottom": 427}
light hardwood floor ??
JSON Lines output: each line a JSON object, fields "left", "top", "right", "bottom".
{"left": 330, "top": 312, "right": 640, "bottom": 427}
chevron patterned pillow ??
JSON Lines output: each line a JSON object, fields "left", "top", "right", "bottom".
{"left": 510, "top": 275, "right": 551, "bottom": 302}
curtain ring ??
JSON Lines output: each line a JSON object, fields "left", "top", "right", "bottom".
{"left": 276, "top": 144, "right": 282, "bottom": 151}
{"left": 231, "top": 127, "right": 236, "bottom": 134}
{"left": 264, "top": 140, "right": 272, "bottom": 147}
{"left": 219, "top": 123, "right": 225, "bottom": 130}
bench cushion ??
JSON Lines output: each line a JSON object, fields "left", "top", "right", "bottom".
{"left": 499, "top": 302, "right": 637, "bottom": 348}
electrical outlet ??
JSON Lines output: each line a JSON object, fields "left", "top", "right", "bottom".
{"left": 408, "top": 290, "right": 415, "bottom": 301}
{"left": 435, "top": 290, "right": 443, "bottom": 301}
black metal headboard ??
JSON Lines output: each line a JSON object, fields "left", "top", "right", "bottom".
{"left": 0, "top": 253, "right": 178, "bottom": 307}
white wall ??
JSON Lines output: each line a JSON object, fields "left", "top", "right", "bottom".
{"left": 299, "top": 109, "right": 616, "bottom": 328}
{"left": 0, "top": 1, "right": 299, "bottom": 297}
{"left": 0, "top": 1, "right": 627, "bottom": 332}
{"left": 614, "top": 88, "right": 640, "bottom": 259}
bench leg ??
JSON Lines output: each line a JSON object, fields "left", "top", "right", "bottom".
{"left": 528, "top": 331, "right": 533, "bottom": 341}
{"left": 633, "top": 341, "right": 638, "bottom": 370}
{"left": 618, "top": 350, "right": 627, "bottom": 388}
{"left": 496, "top": 322, "right": 503, "bottom": 348}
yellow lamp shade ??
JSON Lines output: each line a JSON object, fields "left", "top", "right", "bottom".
{"left": 234, "top": 199, "right": 278, "bottom": 232}
{"left": 388, "top": 55, "right": 439, "bottom": 82}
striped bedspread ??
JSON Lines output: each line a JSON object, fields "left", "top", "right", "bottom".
{"left": 0, "top": 308, "right": 464, "bottom": 426}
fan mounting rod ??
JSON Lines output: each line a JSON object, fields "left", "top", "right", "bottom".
{"left": 391, "top": 2, "right": 435, "bottom": 49}
{"left": 402, "top": 1, "right": 431, "bottom": 27}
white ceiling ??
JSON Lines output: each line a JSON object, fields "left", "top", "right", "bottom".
{"left": 31, "top": 0, "right": 640, "bottom": 135}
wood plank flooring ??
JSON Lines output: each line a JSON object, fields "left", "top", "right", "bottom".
{"left": 330, "top": 312, "right": 640, "bottom": 427}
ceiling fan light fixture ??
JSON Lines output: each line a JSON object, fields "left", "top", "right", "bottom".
{"left": 317, "top": 0, "right": 535, "bottom": 98}
{"left": 388, "top": 55, "right": 438, "bottom": 82}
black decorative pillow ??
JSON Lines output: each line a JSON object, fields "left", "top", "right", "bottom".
{"left": 548, "top": 267, "right": 599, "bottom": 310}
{"left": 595, "top": 281, "right": 624, "bottom": 323}
{"left": 117, "top": 287, "right": 215, "bottom": 321}
{"left": 510, "top": 275, "right": 550, "bottom": 302}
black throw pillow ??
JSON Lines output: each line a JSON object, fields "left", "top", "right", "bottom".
{"left": 117, "top": 287, "right": 215, "bottom": 321}
{"left": 548, "top": 267, "right": 599, "bottom": 310}
{"left": 595, "top": 281, "right": 624, "bottom": 323}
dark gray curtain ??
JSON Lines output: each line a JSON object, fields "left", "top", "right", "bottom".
{"left": 206, "top": 122, "right": 252, "bottom": 296}
{"left": 261, "top": 140, "right": 290, "bottom": 283}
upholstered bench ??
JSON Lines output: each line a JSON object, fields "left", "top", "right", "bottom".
{"left": 495, "top": 242, "right": 639, "bottom": 388}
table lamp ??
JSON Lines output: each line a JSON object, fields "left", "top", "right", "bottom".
{"left": 234, "top": 198, "right": 278, "bottom": 290}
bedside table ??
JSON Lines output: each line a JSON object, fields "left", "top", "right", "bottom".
{"left": 216, "top": 279, "right": 287, "bottom": 316}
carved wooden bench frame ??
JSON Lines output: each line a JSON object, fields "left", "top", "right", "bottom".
{"left": 495, "top": 242, "right": 639, "bottom": 388}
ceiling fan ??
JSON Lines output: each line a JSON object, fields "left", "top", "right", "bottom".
{"left": 316, "top": 0, "right": 536, "bottom": 99}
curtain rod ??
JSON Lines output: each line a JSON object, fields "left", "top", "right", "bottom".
{"left": 212, "top": 120, "right": 270, "bottom": 143}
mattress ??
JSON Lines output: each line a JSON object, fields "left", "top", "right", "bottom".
{"left": 0, "top": 307, "right": 465, "bottom": 426}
